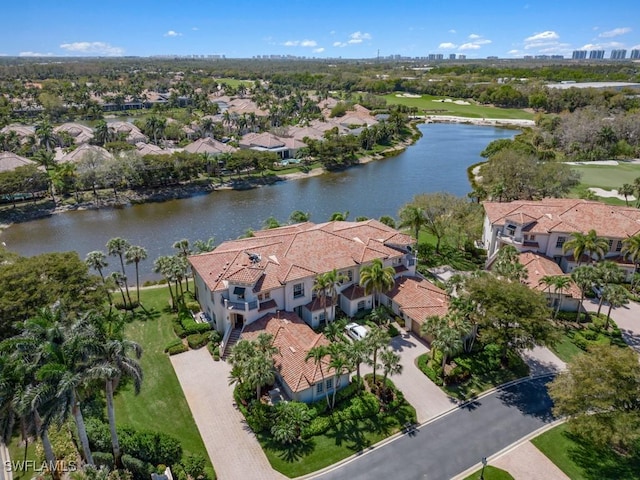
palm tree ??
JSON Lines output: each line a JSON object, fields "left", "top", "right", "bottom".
{"left": 327, "top": 343, "right": 348, "bottom": 408}
{"left": 313, "top": 273, "right": 332, "bottom": 325}
{"left": 622, "top": 234, "right": 640, "bottom": 291}
{"left": 329, "top": 211, "right": 349, "bottom": 222}
{"left": 380, "top": 348, "right": 402, "bottom": 389}
{"left": 35, "top": 119, "right": 55, "bottom": 152}
{"left": 86, "top": 250, "right": 112, "bottom": 305}
{"left": 619, "top": 184, "right": 635, "bottom": 207}
{"left": 343, "top": 339, "right": 368, "bottom": 392}
{"left": 601, "top": 284, "right": 629, "bottom": 330}
{"left": 289, "top": 210, "right": 310, "bottom": 224}
{"left": 571, "top": 266, "right": 596, "bottom": 322}
{"left": 91, "top": 331, "right": 143, "bottom": 468}
{"left": 562, "top": 230, "right": 609, "bottom": 265}
{"left": 172, "top": 239, "right": 192, "bottom": 292}
{"left": 365, "top": 328, "right": 390, "bottom": 386}
{"left": 420, "top": 315, "right": 447, "bottom": 357}
{"left": 93, "top": 120, "right": 110, "bottom": 146}
{"left": 359, "top": 259, "right": 396, "bottom": 308}
{"left": 551, "top": 276, "right": 572, "bottom": 319}
{"left": 594, "top": 261, "right": 624, "bottom": 316}
{"left": 125, "top": 245, "right": 147, "bottom": 303}
{"left": 398, "top": 204, "right": 426, "bottom": 240}
{"left": 106, "top": 237, "right": 132, "bottom": 306}
{"left": 247, "top": 353, "right": 274, "bottom": 402}
{"left": 154, "top": 255, "right": 177, "bottom": 309}
{"left": 324, "top": 269, "right": 346, "bottom": 319}
{"left": 305, "top": 345, "right": 331, "bottom": 407}
{"left": 193, "top": 237, "right": 216, "bottom": 253}
{"left": 432, "top": 326, "right": 463, "bottom": 370}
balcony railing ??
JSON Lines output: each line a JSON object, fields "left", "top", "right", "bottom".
{"left": 497, "top": 230, "right": 523, "bottom": 244}
{"left": 223, "top": 297, "right": 259, "bottom": 311}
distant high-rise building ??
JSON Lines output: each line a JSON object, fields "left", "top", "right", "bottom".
{"left": 449, "top": 53, "right": 456, "bottom": 60}
{"left": 458, "top": 54, "right": 466, "bottom": 60}
{"left": 572, "top": 50, "right": 587, "bottom": 59}
{"left": 551, "top": 55, "right": 565, "bottom": 59}
{"left": 589, "top": 50, "right": 605, "bottom": 59}
{"left": 611, "top": 49, "right": 627, "bottom": 59}
{"left": 631, "top": 49, "right": 640, "bottom": 59}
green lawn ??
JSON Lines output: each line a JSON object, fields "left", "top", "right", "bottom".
{"left": 213, "top": 77, "right": 253, "bottom": 87}
{"left": 570, "top": 162, "right": 640, "bottom": 190}
{"left": 381, "top": 93, "right": 534, "bottom": 120}
{"left": 113, "top": 286, "right": 215, "bottom": 478}
{"left": 6, "top": 435, "right": 37, "bottom": 480}
{"left": 532, "top": 423, "right": 640, "bottom": 480}
{"left": 550, "top": 333, "right": 585, "bottom": 362}
{"left": 463, "top": 465, "right": 515, "bottom": 480}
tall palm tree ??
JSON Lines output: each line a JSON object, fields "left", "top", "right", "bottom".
{"left": 432, "top": 326, "right": 463, "bottom": 370}
{"left": 420, "top": 315, "right": 448, "bottom": 357}
{"left": 562, "top": 230, "right": 609, "bottom": 265}
{"left": 329, "top": 211, "right": 349, "bottom": 222}
{"left": 343, "top": 339, "right": 368, "bottom": 392}
{"left": 571, "top": 266, "right": 596, "bottom": 322}
{"left": 313, "top": 273, "right": 332, "bottom": 325}
{"left": 365, "top": 328, "right": 390, "bottom": 386}
{"left": 35, "top": 119, "right": 55, "bottom": 152}
{"left": 601, "top": 284, "right": 629, "bottom": 330}
{"left": 619, "top": 184, "right": 635, "bottom": 207}
{"left": 327, "top": 343, "right": 348, "bottom": 408}
{"left": 154, "top": 255, "right": 177, "bottom": 309}
{"left": 398, "top": 204, "right": 426, "bottom": 240}
{"left": 173, "top": 239, "right": 192, "bottom": 292}
{"left": 359, "top": 259, "right": 396, "bottom": 308}
{"left": 93, "top": 120, "right": 110, "bottom": 146}
{"left": 594, "top": 261, "right": 624, "bottom": 316}
{"left": 86, "top": 250, "right": 112, "bottom": 305}
{"left": 91, "top": 331, "right": 143, "bottom": 468}
{"left": 106, "top": 237, "right": 132, "bottom": 306}
{"left": 125, "top": 245, "right": 147, "bottom": 303}
{"left": 380, "top": 348, "right": 403, "bottom": 389}
{"left": 247, "top": 353, "right": 274, "bottom": 402}
{"left": 324, "top": 269, "right": 346, "bottom": 321}
{"left": 551, "top": 276, "right": 571, "bottom": 319}
{"left": 306, "top": 345, "right": 330, "bottom": 407}
{"left": 622, "top": 234, "right": 640, "bottom": 291}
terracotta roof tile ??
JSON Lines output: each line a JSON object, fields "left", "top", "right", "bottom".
{"left": 517, "top": 252, "right": 582, "bottom": 299}
{"left": 386, "top": 276, "right": 449, "bottom": 324}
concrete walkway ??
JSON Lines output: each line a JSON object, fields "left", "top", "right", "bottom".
{"left": 361, "top": 330, "right": 457, "bottom": 423}
{"left": 522, "top": 346, "right": 566, "bottom": 376}
{"left": 171, "top": 348, "right": 286, "bottom": 480}
{"left": 492, "top": 441, "right": 570, "bottom": 480}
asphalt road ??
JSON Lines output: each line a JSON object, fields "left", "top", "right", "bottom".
{"left": 315, "top": 376, "right": 555, "bottom": 480}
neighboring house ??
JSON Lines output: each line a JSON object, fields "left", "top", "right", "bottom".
{"left": 0, "top": 151, "right": 41, "bottom": 172}
{"left": 515, "top": 252, "right": 582, "bottom": 312}
{"left": 59, "top": 144, "right": 113, "bottom": 164}
{"left": 0, "top": 124, "right": 35, "bottom": 143}
{"left": 135, "top": 142, "right": 172, "bottom": 156}
{"left": 239, "top": 132, "right": 305, "bottom": 159}
{"left": 53, "top": 123, "right": 94, "bottom": 145}
{"left": 380, "top": 276, "right": 449, "bottom": 337}
{"left": 241, "top": 311, "right": 348, "bottom": 403}
{"left": 107, "top": 121, "right": 147, "bottom": 144}
{"left": 183, "top": 137, "right": 236, "bottom": 155}
{"left": 482, "top": 199, "right": 639, "bottom": 280}
{"left": 188, "top": 220, "right": 416, "bottom": 343}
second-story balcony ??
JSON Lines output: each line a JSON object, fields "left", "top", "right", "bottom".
{"left": 497, "top": 230, "right": 523, "bottom": 245}
{"left": 223, "top": 297, "right": 258, "bottom": 311}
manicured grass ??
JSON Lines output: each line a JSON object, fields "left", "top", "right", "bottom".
{"left": 463, "top": 465, "right": 515, "bottom": 480}
{"left": 7, "top": 435, "right": 37, "bottom": 480}
{"left": 532, "top": 423, "right": 640, "bottom": 480}
{"left": 550, "top": 333, "right": 585, "bottom": 362}
{"left": 113, "top": 286, "right": 215, "bottom": 478}
{"left": 381, "top": 93, "right": 534, "bottom": 120}
{"left": 570, "top": 162, "right": 640, "bottom": 190}
{"left": 213, "top": 77, "right": 253, "bottom": 87}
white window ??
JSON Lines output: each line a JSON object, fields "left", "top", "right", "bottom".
{"left": 530, "top": 235, "right": 535, "bottom": 241}
{"left": 293, "top": 283, "right": 304, "bottom": 298}
{"left": 326, "top": 378, "right": 333, "bottom": 391}
{"left": 316, "top": 382, "right": 323, "bottom": 394}
{"left": 556, "top": 236, "right": 566, "bottom": 249}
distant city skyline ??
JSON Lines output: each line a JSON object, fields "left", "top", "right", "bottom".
{"left": 2, "top": 0, "right": 639, "bottom": 59}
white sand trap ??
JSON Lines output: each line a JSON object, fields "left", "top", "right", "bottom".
{"left": 589, "top": 187, "right": 636, "bottom": 201}
{"left": 453, "top": 100, "right": 471, "bottom": 105}
{"left": 565, "top": 160, "right": 619, "bottom": 166}
{"left": 396, "top": 93, "right": 421, "bottom": 98}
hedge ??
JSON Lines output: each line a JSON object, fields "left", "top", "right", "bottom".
{"left": 164, "top": 339, "right": 184, "bottom": 353}
{"left": 121, "top": 454, "right": 153, "bottom": 480}
{"left": 92, "top": 451, "right": 114, "bottom": 470}
{"left": 167, "top": 344, "right": 189, "bottom": 355}
{"left": 187, "top": 333, "right": 210, "bottom": 349}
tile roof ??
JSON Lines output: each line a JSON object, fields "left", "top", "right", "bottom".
{"left": 135, "top": 142, "right": 172, "bottom": 156}
{"left": 386, "top": 276, "right": 449, "bottom": 324}
{"left": 340, "top": 284, "right": 368, "bottom": 300}
{"left": 59, "top": 144, "right": 113, "bottom": 164}
{"left": 183, "top": 137, "right": 236, "bottom": 154}
{"left": 517, "top": 252, "right": 582, "bottom": 299}
{"left": 107, "top": 121, "right": 147, "bottom": 143}
{"left": 189, "top": 220, "right": 414, "bottom": 293}
{"left": 0, "top": 151, "right": 39, "bottom": 172}
{"left": 241, "top": 312, "right": 334, "bottom": 392}
{"left": 484, "top": 199, "right": 640, "bottom": 238}
{"left": 239, "top": 132, "right": 285, "bottom": 149}
{"left": 53, "top": 123, "right": 94, "bottom": 144}
{"left": 0, "top": 124, "right": 35, "bottom": 138}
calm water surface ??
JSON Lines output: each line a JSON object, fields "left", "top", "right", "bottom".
{"left": 1, "top": 123, "right": 516, "bottom": 279}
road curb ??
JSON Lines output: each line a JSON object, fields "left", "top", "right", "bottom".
{"left": 450, "top": 419, "right": 566, "bottom": 480}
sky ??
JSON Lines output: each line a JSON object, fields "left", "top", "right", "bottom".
{"left": 2, "top": 0, "right": 639, "bottom": 59}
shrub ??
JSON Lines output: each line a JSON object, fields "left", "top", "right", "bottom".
{"left": 582, "top": 329, "right": 598, "bottom": 341}
{"left": 245, "top": 401, "right": 273, "bottom": 433}
{"left": 185, "top": 301, "right": 201, "bottom": 312}
{"left": 395, "top": 316, "right": 405, "bottom": 328}
{"left": 121, "top": 454, "right": 153, "bottom": 480}
{"left": 345, "top": 393, "right": 379, "bottom": 420}
{"left": 234, "top": 383, "right": 254, "bottom": 406}
{"left": 573, "top": 332, "right": 589, "bottom": 350}
{"left": 446, "top": 365, "right": 471, "bottom": 384}
{"left": 208, "top": 343, "right": 220, "bottom": 361}
{"left": 180, "top": 454, "right": 207, "bottom": 480}
{"left": 164, "top": 339, "right": 183, "bottom": 353}
{"left": 172, "top": 319, "right": 187, "bottom": 338}
{"left": 301, "top": 416, "right": 332, "bottom": 439}
{"left": 388, "top": 324, "right": 400, "bottom": 337}
{"left": 86, "top": 419, "right": 112, "bottom": 453}
{"left": 187, "top": 333, "right": 209, "bottom": 349}
{"left": 334, "top": 380, "right": 360, "bottom": 406}
{"left": 167, "top": 344, "right": 188, "bottom": 355}
{"left": 209, "top": 330, "right": 222, "bottom": 346}
{"left": 92, "top": 452, "right": 114, "bottom": 470}
{"left": 417, "top": 354, "right": 443, "bottom": 386}
{"left": 183, "top": 321, "right": 212, "bottom": 336}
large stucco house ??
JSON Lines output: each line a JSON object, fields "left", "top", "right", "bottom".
{"left": 482, "top": 199, "right": 639, "bottom": 280}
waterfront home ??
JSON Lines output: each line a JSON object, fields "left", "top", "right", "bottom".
{"left": 239, "top": 132, "right": 305, "bottom": 159}
{"left": 53, "top": 122, "right": 94, "bottom": 145}
{"left": 481, "top": 199, "right": 639, "bottom": 280}
{"left": 59, "top": 144, "right": 113, "bottom": 164}
{"left": 183, "top": 137, "right": 236, "bottom": 155}
{"left": 189, "top": 220, "right": 422, "bottom": 350}
{"left": 0, "top": 151, "right": 40, "bottom": 172}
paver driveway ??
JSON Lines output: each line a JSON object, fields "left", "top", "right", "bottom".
{"left": 362, "top": 330, "right": 457, "bottom": 422}
{"left": 171, "top": 348, "right": 286, "bottom": 480}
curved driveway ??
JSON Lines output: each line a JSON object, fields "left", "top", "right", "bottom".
{"left": 314, "top": 376, "right": 555, "bottom": 480}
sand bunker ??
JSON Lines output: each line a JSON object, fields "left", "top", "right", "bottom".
{"left": 432, "top": 98, "right": 470, "bottom": 105}
{"left": 396, "top": 93, "right": 422, "bottom": 98}
{"left": 589, "top": 187, "right": 636, "bottom": 201}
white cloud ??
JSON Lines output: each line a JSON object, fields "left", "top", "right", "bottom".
{"left": 283, "top": 39, "right": 318, "bottom": 48}
{"left": 508, "top": 49, "right": 520, "bottom": 55}
{"left": 456, "top": 34, "right": 491, "bottom": 51}
{"left": 439, "top": 42, "right": 457, "bottom": 49}
{"left": 632, "top": 44, "right": 640, "bottom": 50}
{"left": 192, "top": 27, "right": 199, "bottom": 31}
{"left": 459, "top": 43, "right": 481, "bottom": 50}
{"left": 19, "top": 51, "right": 54, "bottom": 57}
{"left": 347, "top": 31, "right": 372, "bottom": 44}
{"left": 329, "top": 30, "right": 336, "bottom": 35}
{"left": 525, "top": 31, "right": 559, "bottom": 42}
{"left": 448, "top": 29, "right": 456, "bottom": 34}
{"left": 313, "top": 47, "right": 325, "bottom": 53}
{"left": 581, "top": 41, "right": 624, "bottom": 50}
{"left": 59, "top": 41, "right": 124, "bottom": 56}
{"left": 468, "top": 33, "right": 481, "bottom": 39}
{"left": 164, "top": 30, "right": 182, "bottom": 37}
{"left": 333, "top": 41, "right": 347, "bottom": 47}
{"left": 599, "top": 27, "right": 631, "bottom": 38}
